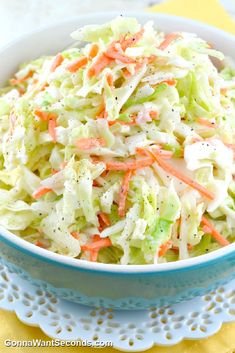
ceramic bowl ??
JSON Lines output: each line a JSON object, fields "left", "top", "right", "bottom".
{"left": 0, "top": 12, "right": 235, "bottom": 309}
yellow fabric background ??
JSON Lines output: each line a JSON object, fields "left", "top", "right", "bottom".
{"left": 1, "top": 0, "right": 235, "bottom": 352}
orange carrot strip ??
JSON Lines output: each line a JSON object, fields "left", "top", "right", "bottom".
{"left": 108, "top": 114, "right": 137, "bottom": 126}
{"left": 105, "top": 47, "right": 135, "bottom": 63}
{"left": 34, "top": 110, "right": 57, "bottom": 121}
{"left": 66, "top": 56, "right": 88, "bottom": 73}
{"left": 50, "top": 53, "right": 64, "bottom": 72}
{"left": 90, "top": 234, "right": 101, "bottom": 261}
{"left": 164, "top": 79, "right": 176, "bottom": 86}
{"left": 96, "top": 108, "right": 108, "bottom": 119}
{"left": 143, "top": 149, "right": 215, "bottom": 200}
{"left": 136, "top": 146, "right": 173, "bottom": 160}
{"left": 120, "top": 29, "right": 144, "bottom": 51}
{"left": 158, "top": 33, "right": 181, "bottom": 50}
{"left": 106, "top": 158, "right": 153, "bottom": 171}
{"left": 88, "top": 54, "right": 112, "bottom": 78}
{"left": 35, "top": 240, "right": 49, "bottom": 249}
{"left": 88, "top": 43, "right": 99, "bottom": 59}
{"left": 90, "top": 250, "right": 99, "bottom": 262}
{"left": 39, "top": 82, "right": 49, "bottom": 92}
{"left": 157, "top": 150, "right": 173, "bottom": 159}
{"left": 48, "top": 119, "right": 57, "bottom": 143}
{"left": 81, "top": 237, "right": 112, "bottom": 251}
{"left": 201, "top": 216, "right": 230, "bottom": 246}
{"left": 18, "top": 87, "right": 26, "bottom": 95}
{"left": 93, "top": 180, "right": 101, "bottom": 187}
{"left": 98, "top": 212, "right": 111, "bottom": 227}
{"left": 10, "top": 70, "right": 34, "bottom": 85}
{"left": 148, "top": 55, "right": 157, "bottom": 63}
{"left": 122, "top": 67, "right": 132, "bottom": 78}
{"left": 197, "top": 118, "right": 217, "bottom": 128}
{"left": 158, "top": 240, "right": 173, "bottom": 257}
{"left": 149, "top": 111, "right": 159, "bottom": 119}
{"left": 118, "top": 170, "right": 133, "bottom": 217}
{"left": 202, "top": 225, "right": 212, "bottom": 234}
{"left": 51, "top": 169, "right": 59, "bottom": 175}
{"left": 172, "top": 244, "right": 193, "bottom": 252}
{"left": 220, "top": 88, "right": 227, "bottom": 95}
{"left": 71, "top": 231, "right": 80, "bottom": 240}
{"left": 32, "top": 187, "right": 52, "bottom": 199}
{"left": 75, "top": 137, "right": 105, "bottom": 150}
{"left": 106, "top": 73, "right": 114, "bottom": 88}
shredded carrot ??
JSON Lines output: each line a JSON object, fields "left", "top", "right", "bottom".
{"left": 90, "top": 235, "right": 101, "bottom": 261}
{"left": 136, "top": 146, "right": 173, "bottom": 160}
{"left": 149, "top": 111, "right": 159, "bottom": 119}
{"left": 105, "top": 45, "right": 135, "bottom": 63}
{"left": 220, "top": 88, "right": 227, "bottom": 95}
{"left": 88, "top": 43, "right": 99, "bottom": 59}
{"left": 96, "top": 107, "right": 108, "bottom": 119}
{"left": 50, "top": 53, "right": 64, "bottom": 72}
{"left": 18, "top": 87, "right": 26, "bottom": 95}
{"left": 48, "top": 119, "right": 57, "bottom": 143}
{"left": 32, "top": 187, "right": 52, "bottom": 199}
{"left": 118, "top": 170, "right": 133, "bottom": 217}
{"left": 201, "top": 216, "right": 230, "bottom": 247}
{"left": 88, "top": 54, "right": 112, "bottom": 78}
{"left": 81, "top": 237, "right": 112, "bottom": 251}
{"left": 164, "top": 79, "right": 176, "bottom": 86}
{"left": 10, "top": 70, "right": 34, "bottom": 85}
{"left": 202, "top": 225, "right": 212, "bottom": 234}
{"left": 75, "top": 137, "right": 106, "bottom": 150}
{"left": 39, "top": 82, "right": 49, "bottom": 92}
{"left": 197, "top": 118, "right": 217, "bottom": 128}
{"left": 122, "top": 67, "right": 131, "bottom": 78}
{"left": 98, "top": 212, "right": 111, "bottom": 227}
{"left": 71, "top": 231, "right": 80, "bottom": 240}
{"left": 158, "top": 33, "right": 181, "bottom": 50}
{"left": 66, "top": 56, "right": 88, "bottom": 73}
{"left": 106, "top": 73, "right": 114, "bottom": 88}
{"left": 119, "top": 29, "right": 145, "bottom": 51}
{"left": 158, "top": 240, "right": 173, "bottom": 257}
{"left": 106, "top": 158, "right": 154, "bottom": 171}
{"left": 108, "top": 114, "right": 137, "bottom": 126}
{"left": 142, "top": 148, "right": 215, "bottom": 200}
{"left": 35, "top": 240, "right": 49, "bottom": 249}
{"left": 90, "top": 250, "right": 99, "bottom": 262}
{"left": 34, "top": 110, "right": 57, "bottom": 121}
{"left": 51, "top": 169, "right": 59, "bottom": 175}
{"left": 157, "top": 149, "right": 173, "bottom": 159}
{"left": 88, "top": 31, "right": 142, "bottom": 78}
{"left": 148, "top": 55, "right": 157, "bottom": 63}
{"left": 101, "top": 170, "right": 109, "bottom": 178}
{"left": 93, "top": 179, "right": 101, "bottom": 187}
{"left": 172, "top": 244, "right": 193, "bottom": 252}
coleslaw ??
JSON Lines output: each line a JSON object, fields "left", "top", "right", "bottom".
{"left": 0, "top": 16, "right": 235, "bottom": 264}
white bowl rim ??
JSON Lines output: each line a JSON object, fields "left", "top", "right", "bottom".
{"left": 0, "top": 11, "right": 235, "bottom": 274}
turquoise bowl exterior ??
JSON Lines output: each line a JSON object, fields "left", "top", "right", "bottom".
{"left": 0, "top": 13, "right": 235, "bottom": 309}
{"left": 0, "top": 233, "right": 235, "bottom": 309}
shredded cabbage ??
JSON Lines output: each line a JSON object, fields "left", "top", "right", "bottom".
{"left": 0, "top": 16, "right": 235, "bottom": 264}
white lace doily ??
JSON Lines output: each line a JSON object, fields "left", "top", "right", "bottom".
{"left": 0, "top": 262, "right": 235, "bottom": 351}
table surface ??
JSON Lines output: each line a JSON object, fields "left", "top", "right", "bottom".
{"left": 0, "top": 0, "right": 234, "bottom": 46}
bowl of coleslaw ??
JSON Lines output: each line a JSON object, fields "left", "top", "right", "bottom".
{"left": 0, "top": 12, "right": 235, "bottom": 309}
